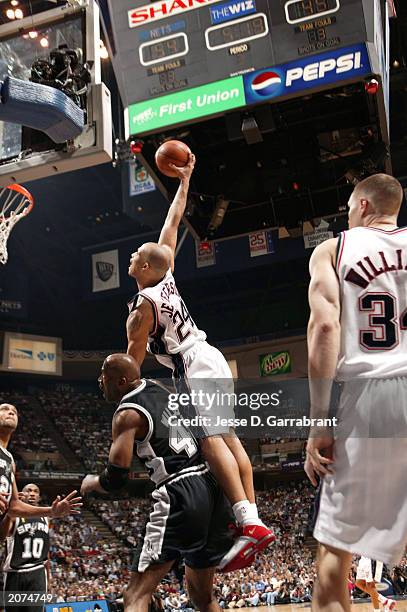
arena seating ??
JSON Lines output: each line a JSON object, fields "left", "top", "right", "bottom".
{"left": 1, "top": 389, "right": 406, "bottom": 604}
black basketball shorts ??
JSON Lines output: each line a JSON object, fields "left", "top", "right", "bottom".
{"left": 4, "top": 565, "right": 47, "bottom": 612}
{"left": 132, "top": 467, "right": 234, "bottom": 572}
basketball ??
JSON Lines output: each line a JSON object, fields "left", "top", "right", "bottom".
{"left": 155, "top": 140, "right": 191, "bottom": 177}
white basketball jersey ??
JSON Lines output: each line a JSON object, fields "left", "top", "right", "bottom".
{"left": 128, "top": 269, "right": 206, "bottom": 371}
{"left": 336, "top": 226, "right": 407, "bottom": 380}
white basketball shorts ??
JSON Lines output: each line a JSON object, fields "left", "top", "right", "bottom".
{"left": 178, "top": 341, "right": 235, "bottom": 436}
{"left": 314, "top": 377, "right": 407, "bottom": 565}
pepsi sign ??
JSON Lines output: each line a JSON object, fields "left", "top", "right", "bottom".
{"left": 244, "top": 44, "right": 371, "bottom": 105}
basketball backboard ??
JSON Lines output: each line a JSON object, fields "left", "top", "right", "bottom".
{"left": 0, "top": 0, "right": 112, "bottom": 186}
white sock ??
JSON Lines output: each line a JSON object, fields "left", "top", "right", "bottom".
{"left": 250, "top": 503, "right": 259, "bottom": 520}
{"left": 378, "top": 595, "right": 387, "bottom": 604}
{"left": 233, "top": 500, "right": 256, "bottom": 525}
{"left": 232, "top": 500, "right": 264, "bottom": 526}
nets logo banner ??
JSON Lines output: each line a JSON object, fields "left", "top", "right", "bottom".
{"left": 127, "top": 76, "right": 245, "bottom": 136}
{"left": 248, "top": 230, "right": 274, "bottom": 257}
{"left": 259, "top": 351, "right": 292, "bottom": 377}
{"left": 210, "top": 0, "right": 256, "bottom": 24}
{"left": 92, "top": 250, "right": 120, "bottom": 293}
{"left": 244, "top": 44, "right": 371, "bottom": 105}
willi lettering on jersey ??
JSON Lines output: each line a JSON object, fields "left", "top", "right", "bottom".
{"left": 345, "top": 249, "right": 407, "bottom": 289}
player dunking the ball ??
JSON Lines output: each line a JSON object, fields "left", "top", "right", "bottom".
{"left": 305, "top": 174, "right": 407, "bottom": 611}
{"left": 126, "top": 152, "right": 274, "bottom": 571}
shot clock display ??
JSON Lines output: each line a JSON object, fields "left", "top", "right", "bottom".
{"left": 285, "top": 0, "right": 340, "bottom": 24}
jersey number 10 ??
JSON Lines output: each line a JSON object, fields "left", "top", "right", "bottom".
{"left": 22, "top": 537, "right": 44, "bottom": 560}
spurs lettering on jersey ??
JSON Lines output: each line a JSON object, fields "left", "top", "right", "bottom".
{"left": 4, "top": 517, "right": 49, "bottom": 572}
{"left": 128, "top": 269, "right": 206, "bottom": 370}
{"left": 336, "top": 227, "right": 407, "bottom": 379}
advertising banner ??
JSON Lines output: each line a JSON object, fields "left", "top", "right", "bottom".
{"left": 259, "top": 351, "right": 292, "bottom": 377}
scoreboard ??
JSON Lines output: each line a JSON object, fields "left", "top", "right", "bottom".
{"left": 100, "top": 0, "right": 388, "bottom": 136}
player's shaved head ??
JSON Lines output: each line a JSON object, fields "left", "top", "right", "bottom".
{"left": 141, "top": 243, "right": 171, "bottom": 275}
{"left": 353, "top": 174, "right": 403, "bottom": 216}
{"left": 99, "top": 354, "right": 141, "bottom": 402}
{"left": 128, "top": 242, "right": 171, "bottom": 288}
{"left": 104, "top": 353, "right": 140, "bottom": 381}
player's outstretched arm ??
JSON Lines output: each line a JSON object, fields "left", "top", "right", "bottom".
{"left": 80, "top": 408, "right": 148, "bottom": 495}
{"left": 158, "top": 153, "right": 195, "bottom": 271}
{"left": 126, "top": 297, "right": 155, "bottom": 366}
{"left": 8, "top": 480, "right": 82, "bottom": 518}
{"left": 305, "top": 238, "right": 340, "bottom": 486}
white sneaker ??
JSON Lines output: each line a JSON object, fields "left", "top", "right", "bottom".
{"left": 383, "top": 599, "right": 396, "bottom": 611}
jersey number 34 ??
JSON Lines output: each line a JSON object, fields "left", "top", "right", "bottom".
{"left": 359, "top": 292, "right": 407, "bottom": 350}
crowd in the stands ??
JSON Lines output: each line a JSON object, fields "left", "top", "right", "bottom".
{"left": 37, "top": 390, "right": 114, "bottom": 473}
{"left": 46, "top": 483, "right": 406, "bottom": 605}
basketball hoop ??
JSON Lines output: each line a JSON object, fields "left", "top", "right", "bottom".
{"left": 0, "top": 184, "right": 34, "bottom": 265}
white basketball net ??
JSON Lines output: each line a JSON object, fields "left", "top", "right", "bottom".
{"left": 0, "top": 186, "right": 33, "bottom": 265}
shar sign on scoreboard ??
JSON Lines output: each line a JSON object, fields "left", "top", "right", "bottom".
{"left": 126, "top": 43, "right": 371, "bottom": 136}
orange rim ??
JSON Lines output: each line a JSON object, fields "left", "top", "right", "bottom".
{"left": 6, "top": 183, "right": 34, "bottom": 214}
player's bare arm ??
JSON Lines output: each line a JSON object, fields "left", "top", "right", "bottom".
{"left": 158, "top": 153, "right": 195, "bottom": 271}
{"left": 80, "top": 408, "right": 148, "bottom": 495}
{"left": 0, "top": 514, "right": 14, "bottom": 540}
{"left": 8, "top": 475, "right": 82, "bottom": 518}
{"left": 126, "top": 297, "right": 155, "bottom": 365}
{"left": 305, "top": 237, "right": 341, "bottom": 487}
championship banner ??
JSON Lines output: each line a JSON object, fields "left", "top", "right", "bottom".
{"left": 259, "top": 351, "right": 292, "bottom": 377}
{"left": 303, "top": 228, "right": 334, "bottom": 249}
{"left": 195, "top": 241, "right": 216, "bottom": 268}
{"left": 92, "top": 249, "right": 120, "bottom": 293}
{"left": 129, "top": 160, "right": 156, "bottom": 196}
{"left": 248, "top": 230, "right": 274, "bottom": 257}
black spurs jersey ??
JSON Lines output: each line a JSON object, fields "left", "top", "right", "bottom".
{"left": 4, "top": 517, "right": 50, "bottom": 572}
{"left": 116, "top": 379, "right": 205, "bottom": 486}
{"left": 0, "top": 446, "right": 14, "bottom": 522}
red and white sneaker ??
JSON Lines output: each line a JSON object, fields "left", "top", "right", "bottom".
{"left": 383, "top": 599, "right": 396, "bottom": 611}
{"left": 218, "top": 524, "right": 275, "bottom": 573}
